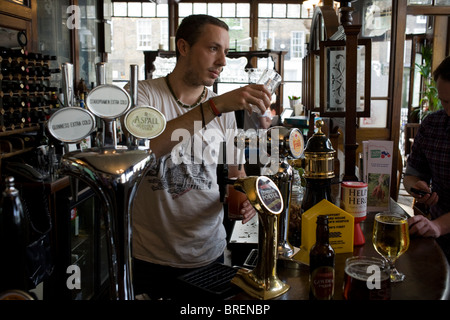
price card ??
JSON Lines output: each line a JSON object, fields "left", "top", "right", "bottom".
{"left": 294, "top": 199, "right": 354, "bottom": 265}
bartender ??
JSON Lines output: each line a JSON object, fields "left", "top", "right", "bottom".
{"left": 129, "top": 14, "right": 272, "bottom": 299}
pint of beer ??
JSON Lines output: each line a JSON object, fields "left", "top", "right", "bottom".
{"left": 343, "top": 256, "right": 391, "bottom": 300}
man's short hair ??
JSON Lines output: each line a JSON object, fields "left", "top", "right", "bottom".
{"left": 433, "top": 55, "right": 450, "bottom": 82}
{"left": 175, "top": 14, "right": 229, "bottom": 58}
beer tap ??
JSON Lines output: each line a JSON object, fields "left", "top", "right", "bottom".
{"left": 47, "top": 64, "right": 166, "bottom": 300}
{"left": 259, "top": 127, "right": 304, "bottom": 258}
{"left": 124, "top": 64, "right": 139, "bottom": 149}
{"left": 231, "top": 175, "right": 289, "bottom": 300}
{"left": 228, "top": 127, "right": 304, "bottom": 258}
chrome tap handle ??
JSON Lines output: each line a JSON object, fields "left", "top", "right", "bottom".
{"left": 126, "top": 65, "right": 139, "bottom": 148}
{"left": 61, "top": 63, "right": 74, "bottom": 108}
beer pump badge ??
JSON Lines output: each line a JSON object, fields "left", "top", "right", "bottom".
{"left": 86, "top": 84, "right": 131, "bottom": 119}
{"left": 48, "top": 107, "right": 96, "bottom": 143}
{"left": 288, "top": 128, "right": 304, "bottom": 159}
{"left": 124, "top": 106, "right": 166, "bottom": 139}
{"left": 257, "top": 176, "right": 283, "bottom": 214}
{"left": 294, "top": 199, "right": 354, "bottom": 265}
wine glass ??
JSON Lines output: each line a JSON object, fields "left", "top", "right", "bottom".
{"left": 372, "top": 211, "right": 410, "bottom": 282}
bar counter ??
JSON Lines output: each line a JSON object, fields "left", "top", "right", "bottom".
{"left": 229, "top": 201, "right": 450, "bottom": 300}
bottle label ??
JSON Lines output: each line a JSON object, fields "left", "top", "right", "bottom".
{"left": 311, "top": 266, "right": 335, "bottom": 300}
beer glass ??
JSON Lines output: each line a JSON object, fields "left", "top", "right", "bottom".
{"left": 372, "top": 212, "right": 410, "bottom": 282}
{"left": 249, "top": 69, "right": 282, "bottom": 115}
{"left": 343, "top": 256, "right": 391, "bottom": 300}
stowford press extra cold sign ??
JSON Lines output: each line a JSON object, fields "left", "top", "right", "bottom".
{"left": 48, "top": 107, "right": 96, "bottom": 143}
{"left": 86, "top": 84, "right": 131, "bottom": 119}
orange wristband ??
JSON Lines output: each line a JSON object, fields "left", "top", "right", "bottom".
{"left": 208, "top": 98, "right": 221, "bottom": 117}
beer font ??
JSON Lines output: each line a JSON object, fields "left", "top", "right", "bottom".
{"left": 47, "top": 63, "right": 166, "bottom": 300}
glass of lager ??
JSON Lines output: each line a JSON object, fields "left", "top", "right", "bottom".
{"left": 372, "top": 212, "right": 410, "bottom": 282}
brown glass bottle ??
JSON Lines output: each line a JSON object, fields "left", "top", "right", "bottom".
{"left": 309, "top": 215, "right": 335, "bottom": 300}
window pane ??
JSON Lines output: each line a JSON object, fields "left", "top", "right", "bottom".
{"left": 128, "top": 3, "right": 141, "bottom": 17}
{"left": 406, "top": 15, "right": 427, "bottom": 34}
{"left": 142, "top": 3, "right": 155, "bottom": 17}
{"left": 156, "top": 4, "right": 168, "bottom": 17}
{"left": 435, "top": 0, "right": 450, "bottom": 4}
{"left": 113, "top": 2, "right": 127, "bottom": 16}
{"left": 193, "top": 3, "right": 207, "bottom": 15}
{"left": 360, "top": 100, "right": 388, "bottom": 128}
{"left": 222, "top": 3, "right": 236, "bottom": 17}
{"left": 273, "top": 4, "right": 286, "bottom": 18}
{"left": 407, "top": 0, "right": 432, "bottom": 4}
{"left": 208, "top": 3, "right": 221, "bottom": 17}
{"left": 236, "top": 3, "right": 249, "bottom": 18}
{"left": 287, "top": 4, "right": 301, "bottom": 19}
{"left": 259, "top": 4, "right": 272, "bottom": 18}
{"left": 371, "top": 41, "right": 390, "bottom": 98}
{"left": 223, "top": 18, "right": 250, "bottom": 50}
{"left": 179, "top": 3, "right": 192, "bottom": 17}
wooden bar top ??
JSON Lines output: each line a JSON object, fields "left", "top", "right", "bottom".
{"left": 230, "top": 201, "right": 450, "bottom": 300}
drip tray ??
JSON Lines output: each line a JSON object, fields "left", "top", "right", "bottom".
{"left": 177, "top": 262, "right": 240, "bottom": 299}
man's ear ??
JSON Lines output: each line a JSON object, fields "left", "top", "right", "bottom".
{"left": 177, "top": 39, "right": 190, "bottom": 56}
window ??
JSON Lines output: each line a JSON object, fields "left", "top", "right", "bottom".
{"left": 110, "top": 2, "right": 169, "bottom": 83}
{"left": 137, "top": 20, "right": 152, "bottom": 50}
{"left": 258, "top": 3, "right": 312, "bottom": 109}
{"left": 291, "top": 31, "right": 305, "bottom": 59}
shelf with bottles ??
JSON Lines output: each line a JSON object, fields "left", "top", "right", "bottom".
{"left": 0, "top": 47, "right": 61, "bottom": 137}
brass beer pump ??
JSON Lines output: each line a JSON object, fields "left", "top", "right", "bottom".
{"left": 230, "top": 176, "right": 290, "bottom": 300}
{"left": 47, "top": 63, "right": 166, "bottom": 300}
{"left": 217, "top": 140, "right": 289, "bottom": 299}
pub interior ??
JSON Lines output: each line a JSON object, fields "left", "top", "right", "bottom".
{"left": 0, "top": 0, "right": 450, "bottom": 305}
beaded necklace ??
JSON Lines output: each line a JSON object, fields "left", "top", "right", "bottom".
{"left": 165, "top": 74, "right": 206, "bottom": 109}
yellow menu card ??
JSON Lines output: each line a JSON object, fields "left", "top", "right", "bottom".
{"left": 293, "top": 199, "right": 354, "bottom": 265}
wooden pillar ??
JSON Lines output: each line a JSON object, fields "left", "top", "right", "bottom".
{"left": 342, "top": 24, "right": 360, "bottom": 182}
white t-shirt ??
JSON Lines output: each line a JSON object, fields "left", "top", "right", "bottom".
{"left": 132, "top": 77, "right": 237, "bottom": 268}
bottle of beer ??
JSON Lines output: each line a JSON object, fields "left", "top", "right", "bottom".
{"left": 0, "top": 176, "right": 30, "bottom": 292}
{"left": 309, "top": 215, "right": 335, "bottom": 300}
